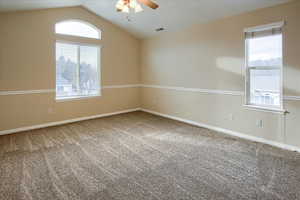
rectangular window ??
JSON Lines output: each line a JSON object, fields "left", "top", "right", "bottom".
{"left": 56, "top": 42, "right": 101, "bottom": 100}
{"left": 245, "top": 22, "right": 284, "bottom": 111}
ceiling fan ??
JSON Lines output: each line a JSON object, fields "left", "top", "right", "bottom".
{"left": 116, "top": 0, "right": 159, "bottom": 13}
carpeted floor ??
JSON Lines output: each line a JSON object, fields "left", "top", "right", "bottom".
{"left": 0, "top": 111, "right": 300, "bottom": 200}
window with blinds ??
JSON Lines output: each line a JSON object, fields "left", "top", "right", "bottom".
{"left": 244, "top": 22, "right": 284, "bottom": 111}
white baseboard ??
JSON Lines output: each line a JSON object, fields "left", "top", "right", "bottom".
{"left": 141, "top": 108, "right": 300, "bottom": 153}
{"left": 0, "top": 108, "right": 142, "bottom": 136}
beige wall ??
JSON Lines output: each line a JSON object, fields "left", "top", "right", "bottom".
{"left": 0, "top": 6, "right": 141, "bottom": 131}
{"left": 1, "top": 2, "right": 300, "bottom": 150}
{"left": 141, "top": 1, "right": 300, "bottom": 148}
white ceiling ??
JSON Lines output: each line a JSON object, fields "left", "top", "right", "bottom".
{"left": 0, "top": 0, "right": 292, "bottom": 38}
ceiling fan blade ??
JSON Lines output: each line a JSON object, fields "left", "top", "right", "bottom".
{"left": 137, "top": 0, "right": 159, "bottom": 9}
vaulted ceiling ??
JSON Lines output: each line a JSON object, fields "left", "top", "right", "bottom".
{"left": 0, "top": 0, "right": 292, "bottom": 38}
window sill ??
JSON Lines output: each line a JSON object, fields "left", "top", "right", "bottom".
{"left": 243, "top": 104, "right": 287, "bottom": 114}
{"left": 56, "top": 94, "right": 101, "bottom": 102}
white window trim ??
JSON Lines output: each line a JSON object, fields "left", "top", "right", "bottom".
{"left": 244, "top": 21, "right": 285, "bottom": 33}
{"left": 55, "top": 40, "right": 102, "bottom": 101}
{"left": 243, "top": 104, "right": 286, "bottom": 114}
{"left": 56, "top": 94, "right": 101, "bottom": 102}
{"left": 244, "top": 21, "right": 285, "bottom": 113}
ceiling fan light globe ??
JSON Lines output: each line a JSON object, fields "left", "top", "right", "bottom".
{"left": 116, "top": 0, "right": 124, "bottom": 9}
{"left": 135, "top": 4, "right": 143, "bottom": 13}
{"left": 129, "top": 0, "right": 137, "bottom": 8}
{"left": 116, "top": 0, "right": 124, "bottom": 6}
{"left": 122, "top": 6, "right": 130, "bottom": 13}
{"left": 116, "top": 4, "right": 124, "bottom": 10}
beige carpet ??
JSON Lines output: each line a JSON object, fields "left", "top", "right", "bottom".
{"left": 0, "top": 111, "right": 299, "bottom": 200}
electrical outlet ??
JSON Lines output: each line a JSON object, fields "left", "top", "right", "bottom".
{"left": 256, "top": 120, "right": 263, "bottom": 128}
{"left": 228, "top": 114, "right": 234, "bottom": 121}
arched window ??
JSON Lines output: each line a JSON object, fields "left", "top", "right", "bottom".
{"left": 55, "top": 20, "right": 101, "bottom": 39}
{"left": 55, "top": 20, "right": 101, "bottom": 100}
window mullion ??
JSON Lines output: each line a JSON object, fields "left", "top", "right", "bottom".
{"left": 77, "top": 45, "right": 80, "bottom": 94}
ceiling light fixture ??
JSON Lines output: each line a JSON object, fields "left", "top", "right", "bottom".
{"left": 116, "top": 0, "right": 159, "bottom": 14}
{"left": 116, "top": 0, "right": 144, "bottom": 13}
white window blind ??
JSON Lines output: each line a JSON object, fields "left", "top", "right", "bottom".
{"left": 245, "top": 22, "right": 284, "bottom": 110}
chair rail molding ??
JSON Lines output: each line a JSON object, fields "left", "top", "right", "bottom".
{"left": 0, "top": 84, "right": 141, "bottom": 96}
{"left": 141, "top": 84, "right": 300, "bottom": 100}
{"left": 1, "top": 84, "right": 300, "bottom": 101}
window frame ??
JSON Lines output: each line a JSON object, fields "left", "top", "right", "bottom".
{"left": 55, "top": 19, "right": 101, "bottom": 40}
{"left": 244, "top": 22, "right": 285, "bottom": 113}
{"left": 55, "top": 40, "right": 101, "bottom": 101}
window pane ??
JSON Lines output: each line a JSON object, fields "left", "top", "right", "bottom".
{"left": 55, "top": 21, "right": 100, "bottom": 39}
{"left": 56, "top": 43, "right": 79, "bottom": 98}
{"left": 79, "top": 46, "right": 100, "bottom": 96}
{"left": 56, "top": 42, "right": 100, "bottom": 99}
{"left": 249, "top": 69, "right": 280, "bottom": 106}
{"left": 248, "top": 34, "right": 282, "bottom": 67}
